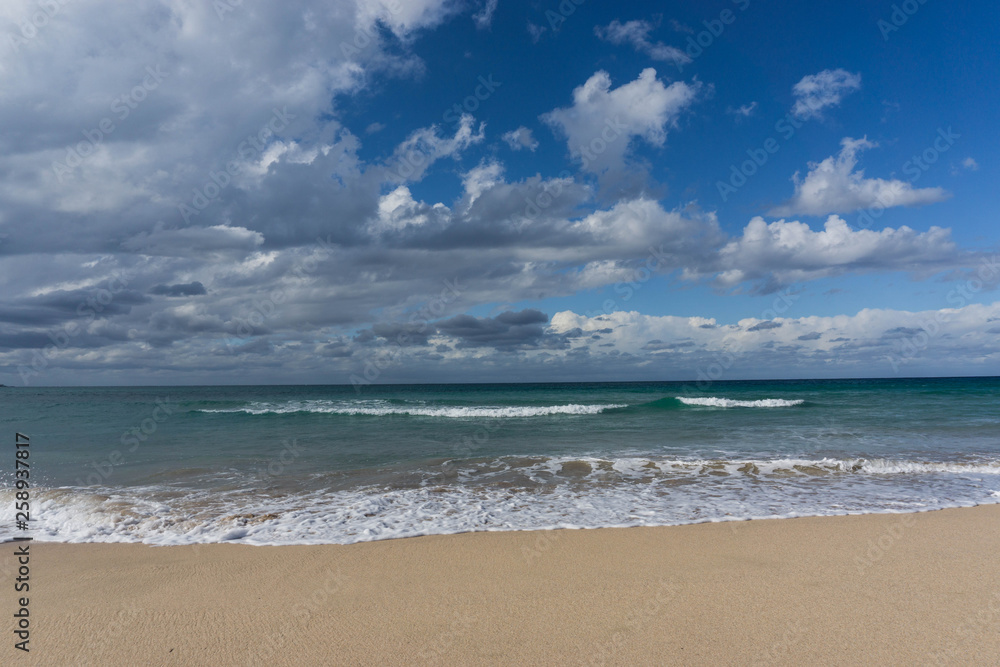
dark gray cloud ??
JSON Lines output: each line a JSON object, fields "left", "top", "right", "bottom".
{"left": 883, "top": 327, "right": 923, "bottom": 338}
{"left": 436, "top": 309, "right": 548, "bottom": 350}
{"left": 149, "top": 282, "right": 207, "bottom": 297}
{"left": 747, "top": 320, "right": 782, "bottom": 332}
{"left": 0, "top": 0, "right": 992, "bottom": 386}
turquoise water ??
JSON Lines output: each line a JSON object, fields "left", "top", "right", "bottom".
{"left": 1, "top": 377, "right": 999, "bottom": 544}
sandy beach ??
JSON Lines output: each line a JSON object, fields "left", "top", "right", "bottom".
{"left": 4, "top": 505, "right": 999, "bottom": 666}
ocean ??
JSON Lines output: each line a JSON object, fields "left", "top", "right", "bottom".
{"left": 1, "top": 377, "right": 999, "bottom": 545}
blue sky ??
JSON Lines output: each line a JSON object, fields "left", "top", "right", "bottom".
{"left": 339, "top": 0, "right": 998, "bottom": 326}
{"left": 0, "top": 0, "right": 997, "bottom": 384}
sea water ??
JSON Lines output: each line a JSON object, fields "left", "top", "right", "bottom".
{"left": 1, "top": 377, "right": 998, "bottom": 545}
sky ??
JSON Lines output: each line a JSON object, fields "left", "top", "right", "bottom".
{"left": 1, "top": 0, "right": 998, "bottom": 386}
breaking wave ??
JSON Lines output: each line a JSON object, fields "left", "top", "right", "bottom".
{"left": 676, "top": 397, "right": 805, "bottom": 408}
{"left": 198, "top": 400, "right": 627, "bottom": 418}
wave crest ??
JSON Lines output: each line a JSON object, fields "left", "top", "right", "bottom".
{"left": 199, "top": 400, "right": 627, "bottom": 418}
{"left": 676, "top": 397, "right": 804, "bottom": 408}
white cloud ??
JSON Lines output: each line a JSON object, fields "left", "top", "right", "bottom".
{"left": 502, "top": 126, "right": 539, "bottom": 151}
{"left": 770, "top": 137, "right": 950, "bottom": 217}
{"left": 706, "top": 215, "right": 961, "bottom": 289}
{"left": 728, "top": 102, "right": 757, "bottom": 119}
{"left": 472, "top": 0, "right": 498, "bottom": 29}
{"left": 963, "top": 157, "right": 979, "bottom": 171}
{"left": 370, "top": 185, "right": 448, "bottom": 235}
{"left": 541, "top": 68, "right": 701, "bottom": 174}
{"left": 791, "top": 68, "right": 862, "bottom": 120}
{"left": 545, "top": 300, "right": 1000, "bottom": 378}
{"left": 121, "top": 224, "right": 265, "bottom": 257}
{"left": 594, "top": 20, "right": 690, "bottom": 65}
{"left": 460, "top": 161, "right": 505, "bottom": 205}
{"left": 385, "top": 114, "right": 485, "bottom": 182}
{"left": 354, "top": 0, "right": 458, "bottom": 40}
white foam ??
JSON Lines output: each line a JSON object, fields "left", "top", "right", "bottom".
{"left": 4, "top": 455, "right": 999, "bottom": 546}
{"left": 676, "top": 397, "right": 805, "bottom": 408}
{"left": 853, "top": 459, "right": 1000, "bottom": 475}
{"left": 521, "top": 456, "right": 1000, "bottom": 478}
{"left": 199, "top": 400, "right": 627, "bottom": 418}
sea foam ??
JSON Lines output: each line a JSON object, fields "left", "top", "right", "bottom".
{"left": 676, "top": 397, "right": 805, "bottom": 408}
{"left": 4, "top": 455, "right": 999, "bottom": 546}
{"left": 199, "top": 400, "right": 627, "bottom": 418}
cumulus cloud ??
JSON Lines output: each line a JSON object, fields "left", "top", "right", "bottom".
{"left": 0, "top": 1, "right": 991, "bottom": 386}
{"left": 0, "top": 0, "right": 465, "bottom": 260}
{"left": 728, "top": 102, "right": 757, "bottom": 119}
{"left": 502, "top": 126, "right": 539, "bottom": 151}
{"left": 541, "top": 300, "right": 1000, "bottom": 379}
{"left": 770, "top": 137, "right": 950, "bottom": 217}
{"left": 354, "top": 0, "right": 459, "bottom": 39}
{"left": 472, "top": 0, "right": 498, "bottom": 29}
{"left": 791, "top": 68, "right": 862, "bottom": 120}
{"left": 704, "top": 215, "right": 964, "bottom": 291}
{"left": 541, "top": 68, "right": 701, "bottom": 174}
{"left": 594, "top": 20, "right": 690, "bottom": 65}
{"left": 348, "top": 299, "right": 1000, "bottom": 380}
{"left": 385, "top": 114, "right": 485, "bottom": 183}
{"left": 311, "top": 298, "right": 1000, "bottom": 383}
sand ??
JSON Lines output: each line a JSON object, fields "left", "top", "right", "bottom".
{"left": 3, "top": 505, "right": 999, "bottom": 666}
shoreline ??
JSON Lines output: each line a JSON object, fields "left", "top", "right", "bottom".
{"left": 5, "top": 505, "right": 1000, "bottom": 665}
